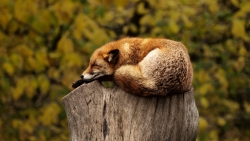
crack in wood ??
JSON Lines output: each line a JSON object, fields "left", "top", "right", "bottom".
{"left": 103, "top": 118, "right": 109, "bottom": 139}
{"left": 103, "top": 100, "right": 107, "bottom": 116}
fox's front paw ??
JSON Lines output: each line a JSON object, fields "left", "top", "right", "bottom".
{"left": 72, "top": 79, "right": 86, "bottom": 89}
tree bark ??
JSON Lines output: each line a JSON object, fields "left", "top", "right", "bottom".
{"left": 62, "top": 81, "right": 199, "bottom": 141}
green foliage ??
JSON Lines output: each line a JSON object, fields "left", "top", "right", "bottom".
{"left": 0, "top": 0, "right": 249, "bottom": 140}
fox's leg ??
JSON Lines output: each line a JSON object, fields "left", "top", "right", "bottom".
{"left": 114, "top": 65, "right": 157, "bottom": 96}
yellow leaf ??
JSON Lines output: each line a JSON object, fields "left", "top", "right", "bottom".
{"left": 12, "top": 119, "right": 22, "bottom": 129}
{"left": 107, "top": 30, "right": 116, "bottom": 39}
{"left": 233, "top": 1, "right": 250, "bottom": 19}
{"left": 200, "top": 97, "right": 209, "bottom": 109}
{"left": 60, "top": 52, "right": 82, "bottom": 70}
{"left": 2, "top": 62, "right": 14, "bottom": 75}
{"left": 215, "top": 68, "right": 229, "bottom": 91}
{"left": 240, "top": 1, "right": 250, "bottom": 14}
{"left": 170, "top": 12, "right": 180, "bottom": 21}
{"left": 231, "top": 19, "right": 249, "bottom": 41}
{"left": 182, "top": 15, "right": 193, "bottom": 28}
{"left": 8, "top": 20, "right": 19, "bottom": 33}
{"left": 38, "top": 75, "right": 50, "bottom": 95}
{"left": 49, "top": 52, "right": 61, "bottom": 59}
{"left": 128, "top": 24, "right": 138, "bottom": 34}
{"left": 25, "top": 76, "right": 38, "bottom": 99}
{"left": 115, "top": 0, "right": 128, "bottom": 7}
{"left": 0, "top": 0, "right": 9, "bottom": 6}
{"left": 197, "top": 69, "right": 210, "bottom": 83}
{"left": 73, "top": 14, "right": 85, "bottom": 40}
{"left": 10, "top": 53, "right": 23, "bottom": 70}
{"left": 222, "top": 99, "right": 239, "bottom": 113}
{"left": 17, "top": 44, "right": 34, "bottom": 57}
{"left": 140, "top": 15, "right": 155, "bottom": 26}
{"left": 203, "top": 44, "right": 213, "bottom": 58}
{"left": 12, "top": 87, "right": 23, "bottom": 100}
{"left": 239, "top": 45, "right": 248, "bottom": 57}
{"left": 206, "top": 1, "right": 218, "bottom": 13}
{"left": 166, "top": 0, "right": 177, "bottom": 8}
{"left": 14, "top": 0, "right": 38, "bottom": 22}
{"left": 199, "top": 83, "right": 214, "bottom": 95}
{"left": 26, "top": 57, "right": 37, "bottom": 71}
{"left": 14, "top": 0, "right": 27, "bottom": 22}
{"left": 48, "top": 67, "right": 60, "bottom": 80}
{"left": 104, "top": 11, "right": 114, "bottom": 22}
{"left": 214, "top": 24, "right": 227, "bottom": 33}
{"left": 21, "top": 122, "right": 34, "bottom": 134}
{"left": 35, "top": 48, "right": 49, "bottom": 72}
{"left": 137, "top": 2, "right": 148, "bottom": 14}
{"left": 101, "top": 0, "right": 113, "bottom": 5}
{"left": 39, "top": 102, "right": 61, "bottom": 126}
{"left": 169, "top": 20, "right": 179, "bottom": 34}
{"left": 0, "top": 8, "right": 12, "bottom": 29}
{"left": 28, "top": 136, "right": 36, "bottom": 141}
{"left": 61, "top": 70, "right": 78, "bottom": 88}
{"left": 199, "top": 117, "right": 208, "bottom": 132}
{"left": 233, "top": 56, "right": 245, "bottom": 72}
{"left": 183, "top": 7, "right": 196, "bottom": 16}
{"left": 53, "top": 0, "right": 77, "bottom": 24}
{"left": 57, "top": 37, "right": 74, "bottom": 54}
{"left": 73, "top": 29, "right": 82, "bottom": 41}
{"left": 123, "top": 25, "right": 129, "bottom": 34}
{"left": 39, "top": 10, "right": 52, "bottom": 32}
{"left": 226, "top": 39, "right": 237, "bottom": 54}
{"left": 12, "top": 78, "right": 26, "bottom": 100}
{"left": 75, "top": 14, "right": 109, "bottom": 45}
{"left": 208, "top": 130, "right": 219, "bottom": 141}
{"left": 151, "top": 27, "right": 161, "bottom": 35}
{"left": 217, "top": 117, "right": 226, "bottom": 126}
{"left": 231, "top": 0, "right": 239, "bottom": 7}
{"left": 91, "top": 28, "right": 109, "bottom": 45}
{"left": 244, "top": 102, "right": 250, "bottom": 113}
{"left": 32, "top": 10, "right": 52, "bottom": 33}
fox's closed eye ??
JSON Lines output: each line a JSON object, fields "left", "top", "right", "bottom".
{"left": 92, "top": 64, "right": 102, "bottom": 69}
{"left": 92, "top": 64, "right": 99, "bottom": 67}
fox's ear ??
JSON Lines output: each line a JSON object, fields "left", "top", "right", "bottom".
{"left": 104, "top": 49, "right": 119, "bottom": 63}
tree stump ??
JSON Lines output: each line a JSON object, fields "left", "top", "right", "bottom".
{"left": 62, "top": 81, "right": 199, "bottom": 141}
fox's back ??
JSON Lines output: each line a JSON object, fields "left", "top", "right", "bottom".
{"left": 101, "top": 38, "right": 188, "bottom": 66}
{"left": 110, "top": 38, "right": 193, "bottom": 95}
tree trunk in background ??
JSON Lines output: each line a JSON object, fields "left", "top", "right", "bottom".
{"left": 62, "top": 81, "right": 199, "bottom": 141}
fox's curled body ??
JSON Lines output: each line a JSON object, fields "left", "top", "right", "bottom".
{"left": 73, "top": 37, "right": 193, "bottom": 96}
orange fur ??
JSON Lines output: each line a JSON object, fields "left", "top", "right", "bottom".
{"left": 81, "top": 37, "right": 193, "bottom": 96}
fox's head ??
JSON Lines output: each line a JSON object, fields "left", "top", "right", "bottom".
{"left": 81, "top": 48, "right": 119, "bottom": 82}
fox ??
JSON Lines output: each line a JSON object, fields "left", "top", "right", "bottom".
{"left": 72, "top": 37, "right": 193, "bottom": 96}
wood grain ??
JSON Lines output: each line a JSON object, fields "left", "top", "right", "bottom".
{"left": 62, "top": 81, "right": 199, "bottom": 141}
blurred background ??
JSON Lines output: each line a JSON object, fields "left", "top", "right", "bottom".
{"left": 0, "top": 0, "right": 249, "bottom": 140}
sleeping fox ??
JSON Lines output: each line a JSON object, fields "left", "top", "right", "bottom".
{"left": 72, "top": 37, "right": 193, "bottom": 96}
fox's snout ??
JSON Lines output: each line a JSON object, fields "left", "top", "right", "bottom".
{"left": 81, "top": 73, "right": 95, "bottom": 80}
{"left": 80, "top": 73, "right": 96, "bottom": 80}
{"left": 81, "top": 72, "right": 104, "bottom": 81}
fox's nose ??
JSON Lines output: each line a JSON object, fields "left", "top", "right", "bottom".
{"left": 80, "top": 75, "right": 84, "bottom": 79}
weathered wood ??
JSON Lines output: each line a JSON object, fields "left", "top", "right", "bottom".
{"left": 62, "top": 81, "right": 199, "bottom": 141}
